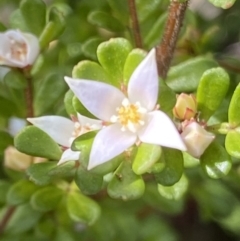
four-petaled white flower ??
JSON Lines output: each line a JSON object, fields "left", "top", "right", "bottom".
{"left": 65, "top": 48, "right": 187, "bottom": 170}
{"left": 181, "top": 122, "right": 215, "bottom": 158}
{"left": 27, "top": 113, "right": 102, "bottom": 165}
{"left": 0, "top": 30, "right": 39, "bottom": 68}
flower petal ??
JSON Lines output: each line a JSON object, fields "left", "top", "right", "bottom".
{"left": 57, "top": 148, "right": 80, "bottom": 165}
{"left": 22, "top": 32, "right": 39, "bottom": 65}
{"left": 88, "top": 124, "right": 137, "bottom": 169}
{"left": 128, "top": 48, "right": 158, "bottom": 111}
{"left": 27, "top": 116, "right": 75, "bottom": 147}
{"left": 8, "top": 117, "right": 26, "bottom": 136}
{"left": 138, "top": 111, "right": 187, "bottom": 151}
{"left": 77, "top": 113, "right": 102, "bottom": 130}
{"left": 65, "top": 77, "right": 125, "bottom": 121}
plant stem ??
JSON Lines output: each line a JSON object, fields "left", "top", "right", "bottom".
{"left": 156, "top": 0, "right": 189, "bottom": 79}
{"left": 24, "top": 67, "right": 34, "bottom": 118}
{"left": 0, "top": 206, "right": 16, "bottom": 235}
{"left": 128, "top": 0, "right": 143, "bottom": 48}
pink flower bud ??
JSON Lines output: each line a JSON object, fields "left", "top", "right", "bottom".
{"left": 173, "top": 93, "right": 197, "bottom": 120}
{"left": 0, "top": 30, "right": 39, "bottom": 68}
{"left": 181, "top": 122, "right": 215, "bottom": 158}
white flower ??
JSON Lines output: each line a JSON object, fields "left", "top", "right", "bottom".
{"left": 65, "top": 48, "right": 187, "bottom": 170}
{"left": 27, "top": 113, "right": 102, "bottom": 165}
{"left": 0, "top": 30, "right": 39, "bottom": 68}
{"left": 181, "top": 122, "right": 215, "bottom": 158}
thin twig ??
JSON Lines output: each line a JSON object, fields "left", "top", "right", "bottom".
{"left": 156, "top": 0, "right": 189, "bottom": 79}
{"left": 0, "top": 206, "right": 16, "bottom": 235}
{"left": 24, "top": 67, "right": 34, "bottom": 118}
{"left": 128, "top": 0, "right": 143, "bottom": 48}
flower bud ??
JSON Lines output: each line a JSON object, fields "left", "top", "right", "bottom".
{"left": 0, "top": 30, "right": 39, "bottom": 68}
{"left": 173, "top": 93, "right": 197, "bottom": 120}
{"left": 4, "top": 146, "right": 46, "bottom": 171}
{"left": 181, "top": 122, "right": 215, "bottom": 158}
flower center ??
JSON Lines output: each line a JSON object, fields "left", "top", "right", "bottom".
{"left": 8, "top": 37, "right": 27, "bottom": 62}
{"left": 111, "top": 98, "right": 147, "bottom": 132}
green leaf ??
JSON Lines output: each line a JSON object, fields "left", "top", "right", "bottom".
{"left": 34, "top": 74, "right": 66, "bottom": 116}
{"left": 0, "top": 131, "right": 13, "bottom": 155}
{"left": 4, "top": 70, "right": 27, "bottom": 89}
{"left": 225, "top": 131, "right": 240, "bottom": 159}
{"left": 39, "top": 7, "right": 65, "bottom": 49}
{"left": 196, "top": 67, "right": 229, "bottom": 121}
{"left": 228, "top": 83, "right": 240, "bottom": 126}
{"left": 7, "top": 180, "right": 38, "bottom": 206}
{"left": 107, "top": 161, "right": 145, "bottom": 200}
{"left": 20, "top": 0, "right": 46, "bottom": 36}
{"left": 5, "top": 204, "right": 42, "bottom": 234}
{"left": 166, "top": 56, "right": 218, "bottom": 92}
{"left": 157, "top": 174, "right": 188, "bottom": 200}
{"left": 144, "top": 13, "right": 167, "bottom": 48}
{"left": 97, "top": 38, "right": 132, "bottom": 86}
{"left": 208, "top": 0, "right": 236, "bottom": 9}
{"left": 67, "top": 191, "right": 101, "bottom": 225}
{"left": 72, "top": 96, "right": 96, "bottom": 118}
{"left": 26, "top": 162, "right": 57, "bottom": 185}
{"left": 123, "top": 48, "right": 147, "bottom": 85}
{"left": 0, "top": 96, "right": 20, "bottom": 118}
{"left": 154, "top": 148, "right": 183, "bottom": 186}
{"left": 74, "top": 166, "right": 103, "bottom": 195}
{"left": 9, "top": 10, "right": 29, "bottom": 32}
{"left": 48, "top": 161, "right": 76, "bottom": 179}
{"left": 200, "top": 141, "right": 232, "bottom": 179}
{"left": 14, "top": 126, "right": 62, "bottom": 160}
{"left": 82, "top": 37, "right": 103, "bottom": 61}
{"left": 64, "top": 90, "right": 76, "bottom": 116}
{"left": 30, "top": 186, "right": 64, "bottom": 212}
{"left": 0, "top": 181, "right": 11, "bottom": 204}
{"left": 88, "top": 11, "right": 125, "bottom": 32}
{"left": 132, "top": 143, "right": 162, "bottom": 175}
{"left": 72, "top": 60, "right": 111, "bottom": 84}
{"left": 158, "top": 78, "right": 176, "bottom": 115}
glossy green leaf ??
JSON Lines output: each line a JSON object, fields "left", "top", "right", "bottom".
{"left": 183, "top": 152, "right": 199, "bottom": 168}
{"left": 9, "top": 10, "right": 29, "bottom": 32}
{"left": 158, "top": 78, "right": 176, "bottom": 115}
{"left": 0, "top": 131, "right": 13, "bottom": 155}
{"left": 225, "top": 131, "right": 240, "bottom": 159}
{"left": 144, "top": 13, "right": 167, "bottom": 48}
{"left": 107, "top": 161, "right": 145, "bottom": 200}
{"left": 39, "top": 7, "right": 65, "bottom": 49}
{"left": 166, "top": 56, "right": 218, "bottom": 92}
{"left": 34, "top": 74, "right": 66, "bottom": 116}
{"left": 26, "top": 162, "right": 57, "bottom": 185}
{"left": 132, "top": 143, "right": 162, "bottom": 175}
{"left": 200, "top": 141, "right": 232, "bottom": 179}
{"left": 5, "top": 204, "right": 42, "bottom": 234}
{"left": 82, "top": 37, "right": 103, "bottom": 61}
{"left": 7, "top": 180, "right": 38, "bottom": 206}
{"left": 20, "top": 0, "right": 46, "bottom": 36}
{"left": 0, "top": 181, "right": 11, "bottom": 204}
{"left": 64, "top": 90, "right": 76, "bottom": 116}
{"left": 14, "top": 126, "right": 62, "bottom": 160}
{"left": 74, "top": 166, "right": 103, "bottom": 195}
{"left": 196, "top": 67, "right": 229, "bottom": 121}
{"left": 72, "top": 60, "right": 111, "bottom": 84}
{"left": 123, "top": 48, "right": 146, "bottom": 85}
{"left": 228, "top": 83, "right": 240, "bottom": 126}
{"left": 4, "top": 70, "right": 26, "bottom": 89}
{"left": 208, "top": 0, "right": 236, "bottom": 9}
{"left": 97, "top": 38, "right": 132, "bottom": 86}
{"left": 157, "top": 174, "right": 188, "bottom": 200}
{"left": 67, "top": 191, "right": 101, "bottom": 225}
{"left": 48, "top": 161, "right": 76, "bottom": 179}
{"left": 30, "top": 186, "right": 64, "bottom": 212}
{"left": 154, "top": 148, "right": 183, "bottom": 186}
{"left": 88, "top": 11, "right": 125, "bottom": 32}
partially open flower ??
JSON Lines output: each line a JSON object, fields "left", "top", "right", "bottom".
{"left": 27, "top": 113, "right": 102, "bottom": 165}
{"left": 173, "top": 93, "right": 197, "bottom": 120}
{"left": 4, "top": 146, "right": 46, "bottom": 171}
{"left": 181, "top": 122, "right": 215, "bottom": 158}
{"left": 0, "top": 30, "right": 39, "bottom": 68}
